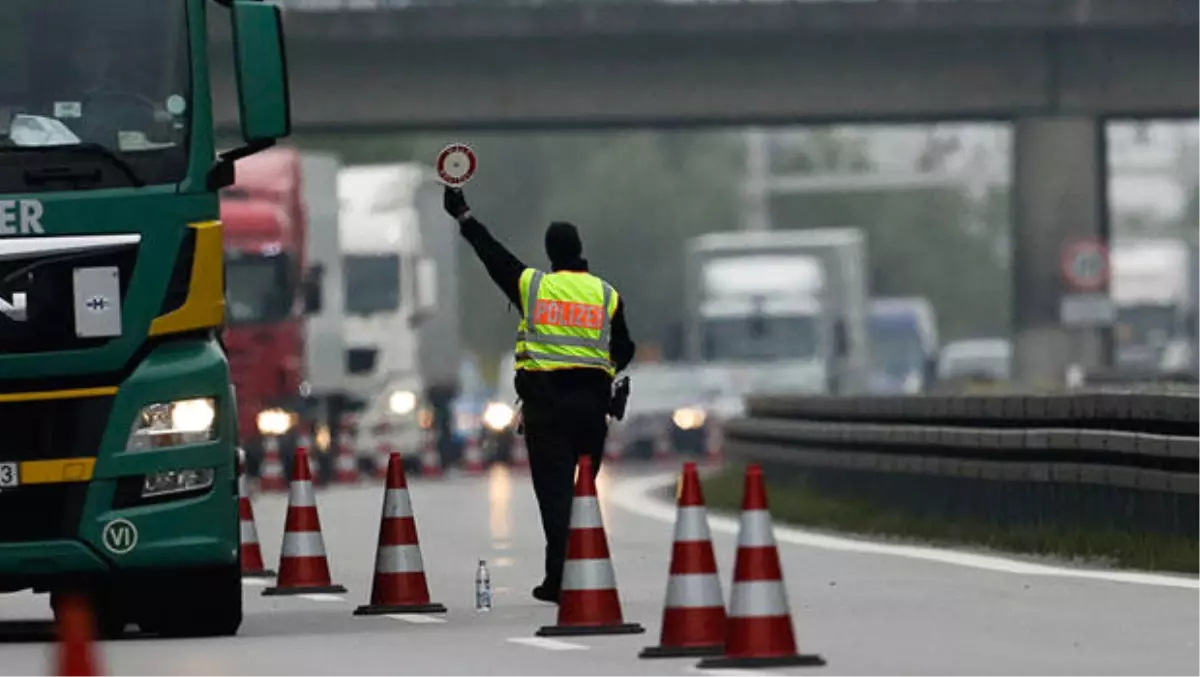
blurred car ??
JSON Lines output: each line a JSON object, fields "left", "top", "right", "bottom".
{"left": 351, "top": 373, "right": 424, "bottom": 471}
{"left": 482, "top": 354, "right": 520, "bottom": 463}
{"left": 447, "top": 356, "right": 490, "bottom": 466}
{"left": 936, "top": 338, "right": 1011, "bottom": 390}
{"left": 616, "top": 362, "right": 726, "bottom": 459}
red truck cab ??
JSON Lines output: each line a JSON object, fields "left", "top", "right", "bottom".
{"left": 221, "top": 149, "right": 307, "bottom": 474}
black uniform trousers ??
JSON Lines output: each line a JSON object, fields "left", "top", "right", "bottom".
{"left": 521, "top": 396, "right": 608, "bottom": 592}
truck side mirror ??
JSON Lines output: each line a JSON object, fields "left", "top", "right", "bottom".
{"left": 302, "top": 264, "right": 323, "bottom": 315}
{"left": 231, "top": 0, "right": 291, "bottom": 144}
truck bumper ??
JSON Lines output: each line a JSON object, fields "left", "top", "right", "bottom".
{"left": 0, "top": 338, "right": 239, "bottom": 591}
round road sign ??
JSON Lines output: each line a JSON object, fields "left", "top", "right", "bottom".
{"left": 435, "top": 144, "right": 477, "bottom": 187}
{"left": 1061, "top": 239, "right": 1109, "bottom": 291}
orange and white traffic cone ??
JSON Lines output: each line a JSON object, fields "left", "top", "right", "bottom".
{"left": 54, "top": 592, "right": 102, "bottom": 676}
{"left": 537, "top": 455, "right": 644, "bottom": 637}
{"left": 697, "top": 464, "right": 824, "bottom": 670}
{"left": 641, "top": 462, "right": 725, "bottom": 658}
{"left": 419, "top": 431, "right": 442, "bottom": 478}
{"left": 509, "top": 432, "right": 529, "bottom": 471}
{"left": 604, "top": 424, "right": 623, "bottom": 464}
{"left": 653, "top": 424, "right": 673, "bottom": 463}
{"left": 374, "top": 442, "right": 391, "bottom": 480}
{"left": 259, "top": 436, "right": 287, "bottom": 492}
{"left": 703, "top": 421, "right": 724, "bottom": 467}
{"left": 334, "top": 426, "right": 359, "bottom": 485}
{"left": 461, "top": 433, "right": 486, "bottom": 475}
{"left": 354, "top": 452, "right": 447, "bottom": 616}
{"left": 263, "top": 445, "right": 347, "bottom": 596}
{"left": 239, "top": 451, "right": 275, "bottom": 579}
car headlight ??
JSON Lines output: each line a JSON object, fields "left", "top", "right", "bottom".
{"left": 126, "top": 398, "right": 217, "bottom": 451}
{"left": 256, "top": 408, "right": 294, "bottom": 436}
{"left": 483, "top": 402, "right": 515, "bottom": 431}
{"left": 389, "top": 390, "right": 417, "bottom": 415}
{"left": 672, "top": 407, "right": 707, "bottom": 431}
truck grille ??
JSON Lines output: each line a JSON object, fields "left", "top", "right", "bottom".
{"left": 0, "top": 395, "right": 113, "bottom": 463}
{"left": 0, "top": 244, "right": 138, "bottom": 355}
{"left": 0, "top": 484, "right": 89, "bottom": 543}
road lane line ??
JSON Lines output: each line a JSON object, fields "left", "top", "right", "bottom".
{"left": 297, "top": 593, "right": 346, "bottom": 602}
{"left": 611, "top": 471, "right": 1200, "bottom": 591}
{"left": 241, "top": 578, "right": 271, "bottom": 587}
{"left": 386, "top": 614, "right": 447, "bottom": 624}
{"left": 507, "top": 637, "right": 589, "bottom": 651}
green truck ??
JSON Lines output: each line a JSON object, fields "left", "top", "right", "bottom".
{"left": 0, "top": 0, "right": 290, "bottom": 637}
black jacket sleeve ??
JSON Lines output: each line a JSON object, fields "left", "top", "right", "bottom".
{"left": 457, "top": 216, "right": 526, "bottom": 309}
{"left": 610, "top": 298, "right": 636, "bottom": 373}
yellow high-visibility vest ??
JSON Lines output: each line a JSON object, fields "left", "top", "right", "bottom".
{"left": 514, "top": 268, "right": 619, "bottom": 376}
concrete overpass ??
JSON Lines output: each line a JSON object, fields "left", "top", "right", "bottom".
{"left": 210, "top": 0, "right": 1198, "bottom": 385}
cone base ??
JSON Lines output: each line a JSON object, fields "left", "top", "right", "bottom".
{"left": 537, "top": 622, "right": 645, "bottom": 637}
{"left": 697, "top": 653, "right": 826, "bottom": 670}
{"left": 262, "top": 584, "right": 348, "bottom": 596}
{"left": 241, "top": 569, "right": 277, "bottom": 579}
{"left": 354, "top": 602, "right": 447, "bottom": 616}
{"left": 640, "top": 644, "right": 724, "bottom": 659}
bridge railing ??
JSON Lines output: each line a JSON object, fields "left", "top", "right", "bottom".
{"left": 723, "top": 392, "right": 1199, "bottom": 538}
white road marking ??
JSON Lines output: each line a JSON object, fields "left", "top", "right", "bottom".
{"left": 240, "top": 578, "right": 271, "bottom": 587}
{"left": 386, "top": 613, "right": 447, "bottom": 624}
{"left": 610, "top": 472, "right": 1200, "bottom": 591}
{"left": 684, "top": 668, "right": 784, "bottom": 677}
{"left": 507, "top": 637, "right": 589, "bottom": 651}
{"left": 297, "top": 593, "right": 345, "bottom": 602}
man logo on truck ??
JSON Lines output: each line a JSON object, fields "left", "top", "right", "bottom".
{"left": 0, "top": 292, "right": 27, "bottom": 322}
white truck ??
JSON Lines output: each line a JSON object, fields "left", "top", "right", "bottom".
{"left": 1110, "top": 237, "right": 1199, "bottom": 374}
{"left": 683, "top": 229, "right": 870, "bottom": 397}
{"left": 336, "top": 164, "right": 446, "bottom": 465}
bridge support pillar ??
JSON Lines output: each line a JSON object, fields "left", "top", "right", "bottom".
{"left": 1010, "top": 115, "right": 1111, "bottom": 387}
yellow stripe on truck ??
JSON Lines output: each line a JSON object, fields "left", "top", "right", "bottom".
{"left": 150, "top": 220, "right": 226, "bottom": 337}
{"left": 0, "top": 386, "right": 118, "bottom": 404}
{"left": 19, "top": 458, "right": 97, "bottom": 484}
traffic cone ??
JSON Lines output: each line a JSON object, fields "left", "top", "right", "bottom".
{"left": 604, "top": 424, "right": 623, "bottom": 464}
{"left": 537, "top": 455, "right": 644, "bottom": 637}
{"left": 641, "top": 462, "right": 725, "bottom": 658}
{"left": 259, "top": 435, "right": 287, "bottom": 492}
{"left": 461, "top": 433, "right": 486, "bottom": 475}
{"left": 703, "top": 421, "right": 724, "bottom": 466}
{"left": 334, "top": 427, "right": 359, "bottom": 484}
{"left": 374, "top": 442, "right": 390, "bottom": 479}
{"left": 653, "top": 424, "right": 673, "bottom": 462}
{"left": 509, "top": 432, "right": 529, "bottom": 470}
{"left": 419, "top": 431, "right": 442, "bottom": 478}
{"left": 697, "top": 464, "right": 824, "bottom": 670}
{"left": 54, "top": 592, "right": 101, "bottom": 676}
{"left": 354, "top": 452, "right": 447, "bottom": 615}
{"left": 262, "top": 445, "right": 347, "bottom": 596}
{"left": 239, "top": 451, "right": 275, "bottom": 579}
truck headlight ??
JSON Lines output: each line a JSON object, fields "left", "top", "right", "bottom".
{"left": 389, "top": 390, "right": 417, "bottom": 415}
{"left": 672, "top": 407, "right": 707, "bottom": 431}
{"left": 126, "top": 398, "right": 217, "bottom": 451}
{"left": 483, "top": 402, "right": 515, "bottom": 431}
{"left": 256, "top": 408, "right": 293, "bottom": 436}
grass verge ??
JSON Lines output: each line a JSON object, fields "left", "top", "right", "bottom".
{"left": 700, "top": 465, "right": 1199, "bottom": 575}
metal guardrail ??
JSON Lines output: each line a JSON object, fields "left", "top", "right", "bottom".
{"left": 725, "top": 393, "right": 1199, "bottom": 537}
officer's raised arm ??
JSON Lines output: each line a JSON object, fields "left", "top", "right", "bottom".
{"left": 443, "top": 186, "right": 526, "bottom": 308}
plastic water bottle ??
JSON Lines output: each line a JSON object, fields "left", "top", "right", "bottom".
{"left": 475, "top": 559, "right": 492, "bottom": 612}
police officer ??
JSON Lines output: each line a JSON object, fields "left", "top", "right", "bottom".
{"left": 442, "top": 186, "right": 635, "bottom": 604}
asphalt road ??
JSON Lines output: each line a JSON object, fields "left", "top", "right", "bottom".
{"left": 1, "top": 462, "right": 1197, "bottom": 675}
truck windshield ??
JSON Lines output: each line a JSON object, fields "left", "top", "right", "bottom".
{"left": 869, "top": 321, "right": 926, "bottom": 377}
{"left": 0, "top": 0, "right": 191, "bottom": 192}
{"left": 1115, "top": 305, "right": 1177, "bottom": 366}
{"left": 703, "top": 315, "right": 819, "bottom": 361}
{"left": 225, "top": 255, "right": 293, "bottom": 325}
{"left": 344, "top": 254, "right": 401, "bottom": 316}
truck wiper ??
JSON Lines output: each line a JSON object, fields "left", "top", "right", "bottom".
{"left": 1, "top": 142, "right": 146, "bottom": 187}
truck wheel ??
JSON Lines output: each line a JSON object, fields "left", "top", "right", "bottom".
{"left": 139, "top": 564, "right": 242, "bottom": 638}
